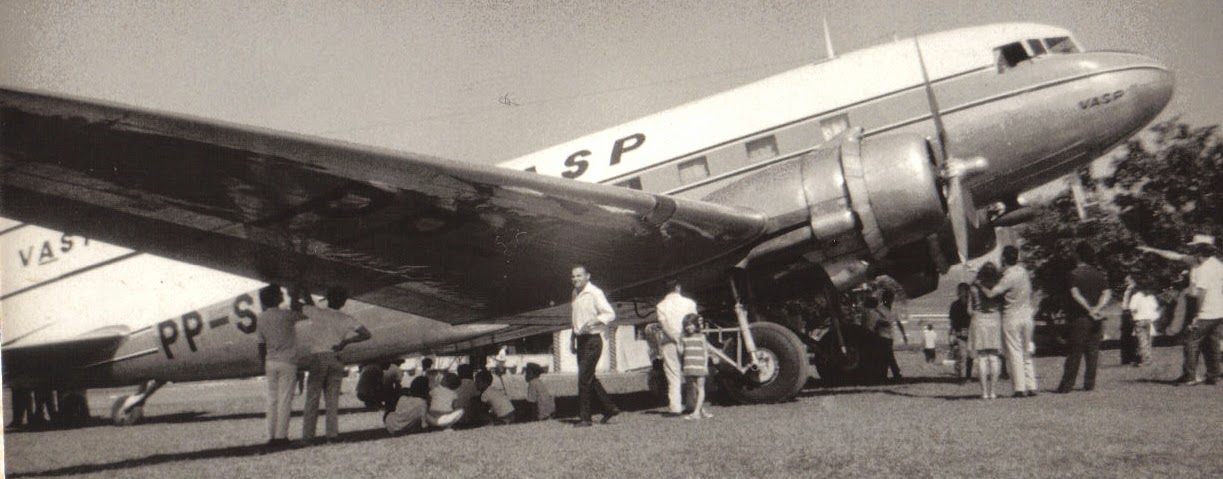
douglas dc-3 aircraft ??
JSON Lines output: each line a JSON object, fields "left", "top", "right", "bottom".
{"left": 1, "top": 23, "right": 1172, "bottom": 425}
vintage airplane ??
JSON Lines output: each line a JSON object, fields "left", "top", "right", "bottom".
{"left": 1, "top": 22, "right": 1173, "bottom": 424}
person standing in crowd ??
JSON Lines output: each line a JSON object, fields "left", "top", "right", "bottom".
{"left": 949, "top": 283, "right": 974, "bottom": 383}
{"left": 6, "top": 387, "right": 34, "bottom": 430}
{"left": 1140, "top": 234, "right": 1223, "bottom": 385}
{"left": 922, "top": 324, "right": 938, "bottom": 364}
{"left": 879, "top": 290, "right": 909, "bottom": 379}
{"left": 860, "top": 296, "right": 889, "bottom": 382}
{"left": 1056, "top": 243, "right": 1112, "bottom": 393}
{"left": 299, "top": 287, "right": 372, "bottom": 444}
{"left": 655, "top": 279, "right": 697, "bottom": 416}
{"left": 681, "top": 314, "right": 715, "bottom": 420}
{"left": 969, "top": 263, "right": 1004, "bottom": 399}
{"left": 569, "top": 265, "right": 620, "bottom": 427}
{"left": 523, "top": 362, "right": 555, "bottom": 421}
{"left": 255, "top": 284, "right": 306, "bottom": 448}
{"left": 982, "top": 246, "right": 1038, "bottom": 398}
{"left": 1124, "top": 275, "right": 1162, "bottom": 367}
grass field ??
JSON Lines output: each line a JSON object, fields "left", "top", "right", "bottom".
{"left": 5, "top": 346, "right": 1223, "bottom": 478}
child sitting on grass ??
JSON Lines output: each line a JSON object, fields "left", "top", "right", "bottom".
{"left": 681, "top": 313, "right": 716, "bottom": 420}
{"left": 427, "top": 372, "right": 464, "bottom": 430}
{"left": 475, "top": 370, "right": 516, "bottom": 425}
{"left": 523, "top": 362, "right": 555, "bottom": 421}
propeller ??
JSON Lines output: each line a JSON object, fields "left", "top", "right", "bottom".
{"left": 914, "top": 38, "right": 988, "bottom": 264}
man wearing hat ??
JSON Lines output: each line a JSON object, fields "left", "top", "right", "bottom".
{"left": 1140, "top": 234, "right": 1223, "bottom": 385}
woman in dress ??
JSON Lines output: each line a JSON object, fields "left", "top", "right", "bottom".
{"left": 969, "top": 262, "right": 1005, "bottom": 399}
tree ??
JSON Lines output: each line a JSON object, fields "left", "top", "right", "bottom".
{"left": 1017, "top": 119, "right": 1221, "bottom": 311}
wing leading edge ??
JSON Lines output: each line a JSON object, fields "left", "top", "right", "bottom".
{"left": 0, "top": 88, "right": 767, "bottom": 324}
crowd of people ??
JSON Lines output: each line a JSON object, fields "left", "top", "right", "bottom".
{"left": 939, "top": 234, "right": 1222, "bottom": 399}
{"left": 236, "top": 231, "right": 1220, "bottom": 445}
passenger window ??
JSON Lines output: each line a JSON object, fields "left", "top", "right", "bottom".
{"left": 614, "top": 177, "right": 643, "bottom": 190}
{"left": 745, "top": 135, "right": 778, "bottom": 163}
{"left": 1027, "top": 39, "right": 1046, "bottom": 56}
{"left": 1044, "top": 36, "right": 1079, "bottom": 54}
{"left": 677, "top": 156, "right": 710, "bottom": 184}
{"left": 820, "top": 114, "right": 850, "bottom": 141}
{"left": 994, "top": 42, "right": 1031, "bottom": 71}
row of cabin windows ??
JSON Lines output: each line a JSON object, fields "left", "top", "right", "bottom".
{"left": 995, "top": 36, "right": 1080, "bottom": 72}
{"left": 611, "top": 112, "right": 851, "bottom": 191}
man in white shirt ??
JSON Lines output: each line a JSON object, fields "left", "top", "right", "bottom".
{"left": 655, "top": 279, "right": 697, "bottom": 415}
{"left": 984, "top": 246, "right": 1039, "bottom": 397}
{"left": 569, "top": 265, "right": 619, "bottom": 427}
{"left": 256, "top": 285, "right": 307, "bottom": 448}
{"left": 298, "top": 287, "right": 372, "bottom": 443}
{"left": 1141, "top": 234, "right": 1223, "bottom": 385}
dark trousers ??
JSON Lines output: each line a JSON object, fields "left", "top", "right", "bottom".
{"left": 1058, "top": 316, "right": 1103, "bottom": 391}
{"left": 1183, "top": 318, "right": 1222, "bottom": 380}
{"left": 576, "top": 334, "right": 617, "bottom": 422}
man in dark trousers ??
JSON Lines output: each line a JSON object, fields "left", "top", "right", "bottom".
{"left": 949, "top": 283, "right": 973, "bottom": 383}
{"left": 568, "top": 265, "right": 620, "bottom": 427}
{"left": 1056, "top": 243, "right": 1112, "bottom": 393}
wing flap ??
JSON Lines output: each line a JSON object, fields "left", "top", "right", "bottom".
{"left": 1, "top": 88, "right": 767, "bottom": 323}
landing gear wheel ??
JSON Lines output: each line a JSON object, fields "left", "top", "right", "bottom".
{"left": 110, "top": 396, "right": 143, "bottom": 426}
{"left": 815, "top": 323, "right": 880, "bottom": 386}
{"left": 719, "top": 322, "right": 812, "bottom": 404}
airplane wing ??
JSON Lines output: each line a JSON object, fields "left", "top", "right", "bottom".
{"left": 1, "top": 326, "right": 131, "bottom": 387}
{"left": 0, "top": 88, "right": 767, "bottom": 325}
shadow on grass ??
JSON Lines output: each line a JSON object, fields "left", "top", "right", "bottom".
{"left": 7, "top": 425, "right": 398, "bottom": 478}
{"left": 10, "top": 406, "right": 379, "bottom": 433}
{"left": 9, "top": 393, "right": 664, "bottom": 477}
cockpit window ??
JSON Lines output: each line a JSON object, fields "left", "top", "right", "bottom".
{"left": 1044, "top": 36, "right": 1078, "bottom": 53}
{"left": 1027, "top": 39, "right": 1047, "bottom": 56}
{"left": 994, "top": 42, "right": 1030, "bottom": 71}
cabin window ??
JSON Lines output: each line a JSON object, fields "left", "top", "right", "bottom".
{"left": 614, "top": 177, "right": 642, "bottom": 190}
{"left": 1044, "top": 36, "right": 1079, "bottom": 54}
{"left": 994, "top": 42, "right": 1031, "bottom": 71}
{"left": 677, "top": 156, "right": 710, "bottom": 184}
{"left": 1027, "top": 39, "right": 1047, "bottom": 56}
{"left": 820, "top": 114, "right": 850, "bottom": 141}
{"left": 745, "top": 135, "right": 778, "bottom": 163}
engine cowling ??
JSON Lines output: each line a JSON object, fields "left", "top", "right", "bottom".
{"left": 703, "top": 131, "right": 947, "bottom": 293}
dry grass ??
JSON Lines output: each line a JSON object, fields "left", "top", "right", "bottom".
{"left": 5, "top": 346, "right": 1223, "bottom": 479}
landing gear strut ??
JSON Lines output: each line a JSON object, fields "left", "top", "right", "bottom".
{"left": 110, "top": 379, "right": 164, "bottom": 426}
{"left": 714, "top": 271, "right": 812, "bottom": 404}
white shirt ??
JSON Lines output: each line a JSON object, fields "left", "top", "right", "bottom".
{"left": 655, "top": 292, "right": 697, "bottom": 344}
{"left": 1127, "top": 291, "right": 1162, "bottom": 321}
{"left": 922, "top": 329, "right": 937, "bottom": 349}
{"left": 571, "top": 282, "right": 615, "bottom": 335}
{"left": 297, "top": 305, "right": 361, "bottom": 354}
{"left": 989, "top": 265, "right": 1034, "bottom": 312}
{"left": 1191, "top": 257, "right": 1223, "bottom": 319}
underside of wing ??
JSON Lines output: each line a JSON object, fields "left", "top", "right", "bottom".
{"left": 1, "top": 329, "right": 130, "bottom": 388}
{"left": 1, "top": 88, "right": 767, "bottom": 324}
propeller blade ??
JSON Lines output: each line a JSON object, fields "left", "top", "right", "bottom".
{"left": 946, "top": 175, "right": 976, "bottom": 263}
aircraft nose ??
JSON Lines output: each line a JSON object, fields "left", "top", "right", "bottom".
{"left": 1134, "top": 58, "right": 1175, "bottom": 120}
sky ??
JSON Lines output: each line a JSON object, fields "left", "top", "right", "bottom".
{"left": 2, "top": 0, "right": 1221, "bottom": 334}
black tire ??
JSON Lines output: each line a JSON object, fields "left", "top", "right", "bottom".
{"left": 814, "top": 323, "right": 883, "bottom": 386}
{"left": 719, "top": 322, "right": 812, "bottom": 404}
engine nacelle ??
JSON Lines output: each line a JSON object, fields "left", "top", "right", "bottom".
{"left": 704, "top": 131, "right": 946, "bottom": 292}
